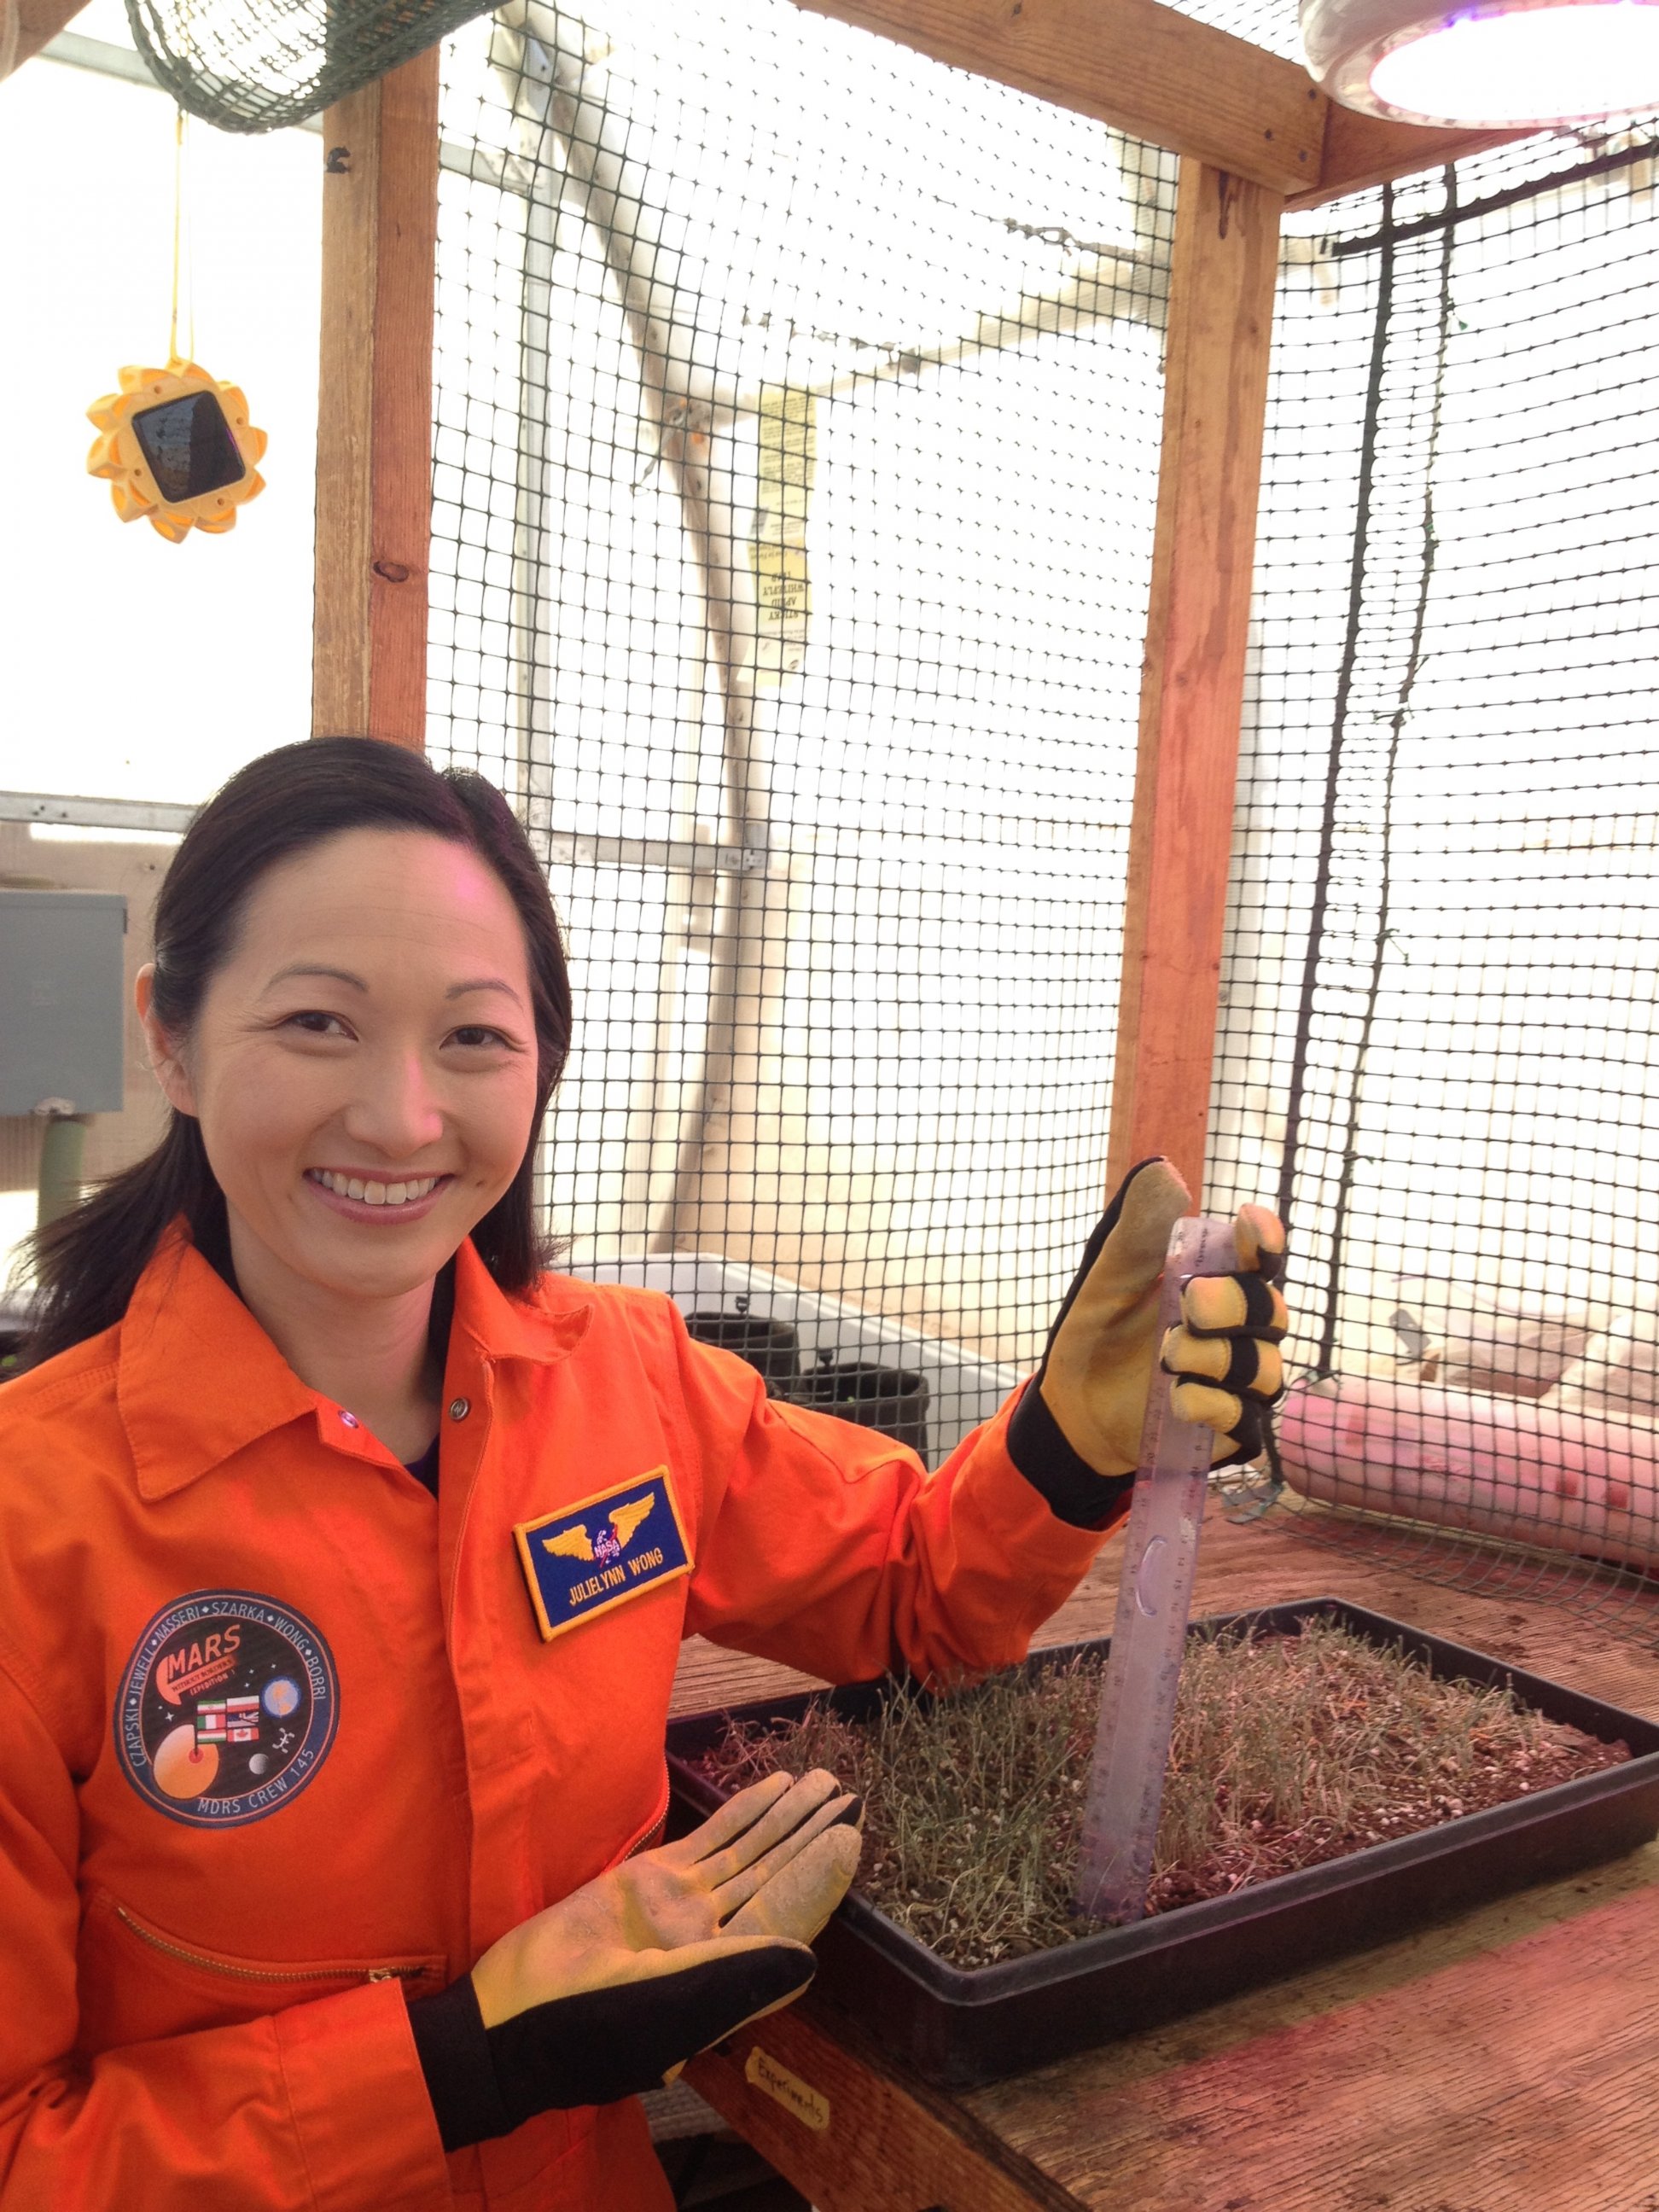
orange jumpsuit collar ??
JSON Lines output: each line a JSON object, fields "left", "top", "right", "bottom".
{"left": 117, "top": 1227, "right": 592, "bottom": 1505}
{"left": 449, "top": 1239, "right": 592, "bottom": 1371}
{"left": 118, "top": 1231, "right": 316, "bottom": 1503}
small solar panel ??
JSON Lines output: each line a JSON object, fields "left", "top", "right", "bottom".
{"left": 131, "top": 392, "right": 246, "bottom": 504}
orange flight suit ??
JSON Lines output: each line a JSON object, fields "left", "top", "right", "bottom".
{"left": 0, "top": 1227, "right": 1115, "bottom": 2209}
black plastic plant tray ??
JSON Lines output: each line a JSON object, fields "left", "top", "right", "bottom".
{"left": 666, "top": 1597, "right": 1659, "bottom": 2088}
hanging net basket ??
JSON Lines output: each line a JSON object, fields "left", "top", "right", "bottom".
{"left": 125, "top": 0, "right": 493, "bottom": 131}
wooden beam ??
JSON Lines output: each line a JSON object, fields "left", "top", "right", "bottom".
{"left": 6, "top": 0, "right": 90, "bottom": 73}
{"left": 311, "top": 48, "right": 439, "bottom": 750}
{"left": 789, "top": 0, "right": 1542, "bottom": 221}
{"left": 1106, "top": 160, "right": 1281, "bottom": 1203}
{"left": 1293, "top": 102, "right": 1537, "bottom": 211}
{"left": 685, "top": 2004, "right": 1074, "bottom": 2212}
{"left": 791, "top": 0, "right": 1324, "bottom": 195}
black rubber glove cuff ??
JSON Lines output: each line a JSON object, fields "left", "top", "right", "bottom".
{"left": 1007, "top": 1377, "right": 1138, "bottom": 1529}
{"left": 1004, "top": 1161, "right": 1161, "bottom": 1530}
{"left": 409, "top": 1947, "right": 818, "bottom": 2151}
{"left": 408, "top": 1975, "right": 509, "bottom": 2151}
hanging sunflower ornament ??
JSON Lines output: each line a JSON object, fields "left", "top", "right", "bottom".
{"left": 84, "top": 111, "right": 266, "bottom": 544}
{"left": 86, "top": 362, "right": 266, "bottom": 543}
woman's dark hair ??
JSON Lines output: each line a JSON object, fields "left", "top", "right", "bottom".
{"left": 21, "top": 738, "right": 572, "bottom": 1367}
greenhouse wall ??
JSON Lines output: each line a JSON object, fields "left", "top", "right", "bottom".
{"left": 428, "top": 0, "right": 1176, "bottom": 1371}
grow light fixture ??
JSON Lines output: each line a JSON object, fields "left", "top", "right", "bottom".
{"left": 1300, "top": 0, "right": 1659, "bottom": 126}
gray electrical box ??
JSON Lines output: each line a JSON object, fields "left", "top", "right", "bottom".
{"left": 0, "top": 890, "right": 128, "bottom": 1116}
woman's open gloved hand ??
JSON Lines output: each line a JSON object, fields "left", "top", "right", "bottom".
{"left": 409, "top": 1769, "right": 862, "bottom": 2149}
{"left": 1007, "top": 1158, "right": 1287, "bottom": 1525}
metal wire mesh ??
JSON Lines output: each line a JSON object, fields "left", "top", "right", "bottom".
{"left": 426, "top": 1, "right": 1176, "bottom": 1452}
{"left": 126, "top": 0, "right": 492, "bottom": 131}
{"left": 1207, "top": 125, "right": 1659, "bottom": 1625}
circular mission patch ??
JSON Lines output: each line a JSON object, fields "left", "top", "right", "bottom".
{"left": 114, "top": 1592, "right": 337, "bottom": 1828}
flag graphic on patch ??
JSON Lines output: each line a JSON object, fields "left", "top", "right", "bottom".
{"left": 514, "top": 1470, "right": 693, "bottom": 1643}
{"left": 197, "top": 1696, "right": 259, "bottom": 1748}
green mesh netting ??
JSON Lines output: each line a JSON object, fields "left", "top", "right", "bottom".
{"left": 125, "top": 0, "right": 494, "bottom": 131}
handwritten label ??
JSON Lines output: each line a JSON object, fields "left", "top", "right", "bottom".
{"left": 744, "top": 2044, "right": 830, "bottom": 2133}
{"left": 746, "top": 386, "right": 815, "bottom": 684}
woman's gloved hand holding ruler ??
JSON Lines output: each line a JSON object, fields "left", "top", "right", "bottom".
{"left": 1047, "top": 1164, "right": 1288, "bottom": 1925}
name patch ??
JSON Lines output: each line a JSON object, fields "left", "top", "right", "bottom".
{"left": 114, "top": 1591, "right": 338, "bottom": 1828}
{"left": 514, "top": 1470, "right": 693, "bottom": 1643}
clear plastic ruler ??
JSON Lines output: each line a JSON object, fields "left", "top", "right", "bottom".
{"left": 1074, "top": 1212, "right": 1238, "bottom": 1924}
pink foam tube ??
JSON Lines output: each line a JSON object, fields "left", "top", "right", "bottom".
{"left": 1277, "top": 1377, "right": 1659, "bottom": 1575}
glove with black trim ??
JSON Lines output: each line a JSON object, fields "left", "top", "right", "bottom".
{"left": 409, "top": 1768, "right": 861, "bottom": 2148}
{"left": 1008, "top": 1157, "right": 1287, "bottom": 1527}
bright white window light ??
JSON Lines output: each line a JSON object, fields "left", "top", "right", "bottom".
{"left": 1301, "top": 0, "right": 1659, "bottom": 125}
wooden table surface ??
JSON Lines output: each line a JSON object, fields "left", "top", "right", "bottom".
{"left": 672, "top": 1499, "right": 1659, "bottom": 2212}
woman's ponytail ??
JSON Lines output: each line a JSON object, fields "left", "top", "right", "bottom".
{"left": 22, "top": 1120, "right": 228, "bottom": 1366}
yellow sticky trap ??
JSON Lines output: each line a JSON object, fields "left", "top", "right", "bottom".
{"left": 86, "top": 361, "right": 266, "bottom": 542}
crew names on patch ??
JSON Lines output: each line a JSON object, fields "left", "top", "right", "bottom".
{"left": 114, "top": 1591, "right": 338, "bottom": 1828}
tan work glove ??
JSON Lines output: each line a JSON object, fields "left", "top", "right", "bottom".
{"left": 1034, "top": 1157, "right": 1287, "bottom": 1480}
{"left": 409, "top": 1768, "right": 861, "bottom": 2147}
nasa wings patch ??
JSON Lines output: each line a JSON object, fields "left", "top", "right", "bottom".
{"left": 114, "top": 1592, "right": 338, "bottom": 1828}
{"left": 514, "top": 1467, "right": 694, "bottom": 1643}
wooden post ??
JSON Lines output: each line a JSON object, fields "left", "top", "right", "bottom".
{"left": 311, "top": 48, "right": 439, "bottom": 749}
{"left": 1106, "top": 160, "right": 1283, "bottom": 1202}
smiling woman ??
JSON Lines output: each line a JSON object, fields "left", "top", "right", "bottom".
{"left": 22, "top": 738, "right": 572, "bottom": 1381}
{"left": 0, "top": 735, "right": 1285, "bottom": 2212}
{"left": 128, "top": 821, "right": 546, "bottom": 1456}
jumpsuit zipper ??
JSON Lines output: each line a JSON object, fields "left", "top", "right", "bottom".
{"left": 114, "top": 1905, "right": 433, "bottom": 1986}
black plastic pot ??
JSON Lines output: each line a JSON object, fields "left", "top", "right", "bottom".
{"left": 684, "top": 1312, "right": 801, "bottom": 1394}
{"left": 790, "top": 1359, "right": 929, "bottom": 1459}
{"left": 667, "top": 1597, "right": 1659, "bottom": 2087}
